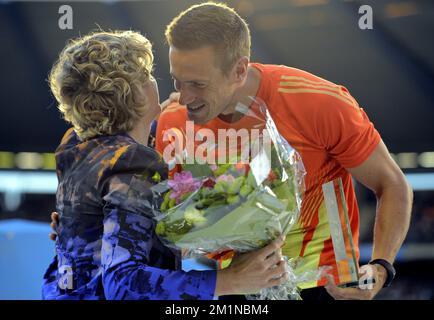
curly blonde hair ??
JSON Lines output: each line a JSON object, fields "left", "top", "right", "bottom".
{"left": 49, "top": 30, "right": 154, "bottom": 140}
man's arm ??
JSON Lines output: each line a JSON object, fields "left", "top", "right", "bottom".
{"left": 347, "top": 139, "right": 413, "bottom": 264}
{"left": 325, "top": 140, "right": 413, "bottom": 299}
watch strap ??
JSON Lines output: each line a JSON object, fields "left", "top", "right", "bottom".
{"left": 369, "top": 258, "right": 396, "bottom": 288}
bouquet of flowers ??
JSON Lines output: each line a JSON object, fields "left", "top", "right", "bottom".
{"left": 152, "top": 98, "right": 325, "bottom": 299}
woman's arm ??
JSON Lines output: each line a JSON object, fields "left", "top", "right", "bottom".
{"left": 101, "top": 205, "right": 216, "bottom": 300}
{"left": 99, "top": 143, "right": 216, "bottom": 300}
{"left": 48, "top": 208, "right": 287, "bottom": 299}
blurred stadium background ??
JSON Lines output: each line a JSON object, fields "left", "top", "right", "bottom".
{"left": 0, "top": 0, "right": 433, "bottom": 299}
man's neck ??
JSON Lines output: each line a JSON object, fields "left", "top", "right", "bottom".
{"left": 218, "top": 65, "right": 262, "bottom": 123}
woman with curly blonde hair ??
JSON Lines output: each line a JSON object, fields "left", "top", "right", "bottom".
{"left": 43, "top": 30, "right": 217, "bottom": 300}
{"left": 49, "top": 30, "right": 158, "bottom": 143}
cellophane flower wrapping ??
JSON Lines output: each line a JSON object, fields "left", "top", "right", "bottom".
{"left": 151, "top": 98, "right": 326, "bottom": 299}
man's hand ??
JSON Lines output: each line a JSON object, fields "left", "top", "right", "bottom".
{"left": 160, "top": 92, "right": 180, "bottom": 111}
{"left": 324, "top": 264, "right": 387, "bottom": 300}
{"left": 49, "top": 211, "right": 59, "bottom": 241}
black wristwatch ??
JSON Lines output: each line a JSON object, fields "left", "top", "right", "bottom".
{"left": 369, "top": 259, "right": 396, "bottom": 287}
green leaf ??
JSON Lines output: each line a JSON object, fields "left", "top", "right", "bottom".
{"left": 227, "top": 195, "right": 241, "bottom": 205}
{"left": 239, "top": 184, "right": 253, "bottom": 197}
{"left": 184, "top": 206, "right": 207, "bottom": 227}
{"left": 182, "top": 164, "right": 214, "bottom": 178}
{"left": 156, "top": 221, "right": 166, "bottom": 236}
{"left": 168, "top": 198, "right": 177, "bottom": 209}
{"left": 173, "top": 193, "right": 281, "bottom": 246}
{"left": 272, "top": 181, "right": 296, "bottom": 211}
{"left": 246, "top": 170, "right": 258, "bottom": 188}
{"left": 152, "top": 171, "right": 161, "bottom": 183}
{"left": 227, "top": 176, "right": 245, "bottom": 195}
{"left": 213, "top": 163, "right": 233, "bottom": 177}
{"left": 160, "top": 191, "right": 171, "bottom": 212}
{"left": 214, "top": 181, "right": 228, "bottom": 193}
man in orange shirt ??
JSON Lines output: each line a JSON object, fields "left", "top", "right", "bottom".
{"left": 156, "top": 2, "right": 413, "bottom": 300}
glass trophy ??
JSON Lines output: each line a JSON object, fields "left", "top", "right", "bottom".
{"left": 322, "top": 178, "right": 359, "bottom": 288}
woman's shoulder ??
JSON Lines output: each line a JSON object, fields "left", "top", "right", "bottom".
{"left": 56, "top": 128, "right": 80, "bottom": 154}
{"left": 55, "top": 129, "right": 167, "bottom": 186}
{"left": 98, "top": 136, "right": 168, "bottom": 214}
{"left": 109, "top": 137, "right": 167, "bottom": 175}
{"left": 93, "top": 134, "right": 168, "bottom": 185}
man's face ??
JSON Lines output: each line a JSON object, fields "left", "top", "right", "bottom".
{"left": 169, "top": 46, "right": 237, "bottom": 124}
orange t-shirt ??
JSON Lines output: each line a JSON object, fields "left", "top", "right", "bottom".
{"left": 156, "top": 63, "right": 381, "bottom": 288}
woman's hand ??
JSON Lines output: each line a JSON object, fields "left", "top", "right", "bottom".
{"left": 215, "top": 236, "right": 288, "bottom": 296}
{"left": 49, "top": 211, "right": 59, "bottom": 241}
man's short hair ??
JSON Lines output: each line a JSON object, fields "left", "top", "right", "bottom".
{"left": 49, "top": 30, "right": 154, "bottom": 140}
{"left": 165, "top": 2, "right": 251, "bottom": 75}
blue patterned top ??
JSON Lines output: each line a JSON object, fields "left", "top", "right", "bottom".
{"left": 42, "top": 129, "right": 216, "bottom": 300}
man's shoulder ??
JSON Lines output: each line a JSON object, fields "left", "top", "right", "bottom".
{"left": 257, "top": 63, "right": 356, "bottom": 115}
{"left": 155, "top": 102, "right": 188, "bottom": 153}
{"left": 256, "top": 63, "right": 338, "bottom": 87}
{"left": 158, "top": 101, "right": 188, "bottom": 128}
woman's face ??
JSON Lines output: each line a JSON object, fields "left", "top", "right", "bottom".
{"left": 129, "top": 78, "right": 162, "bottom": 145}
{"left": 140, "top": 78, "right": 162, "bottom": 122}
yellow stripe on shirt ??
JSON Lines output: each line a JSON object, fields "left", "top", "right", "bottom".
{"left": 277, "top": 87, "right": 357, "bottom": 109}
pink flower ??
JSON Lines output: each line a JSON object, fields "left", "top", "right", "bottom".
{"left": 216, "top": 174, "right": 235, "bottom": 184}
{"left": 168, "top": 171, "right": 202, "bottom": 203}
{"left": 210, "top": 164, "right": 218, "bottom": 171}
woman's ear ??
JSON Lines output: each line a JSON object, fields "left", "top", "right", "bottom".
{"left": 234, "top": 56, "right": 249, "bottom": 83}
